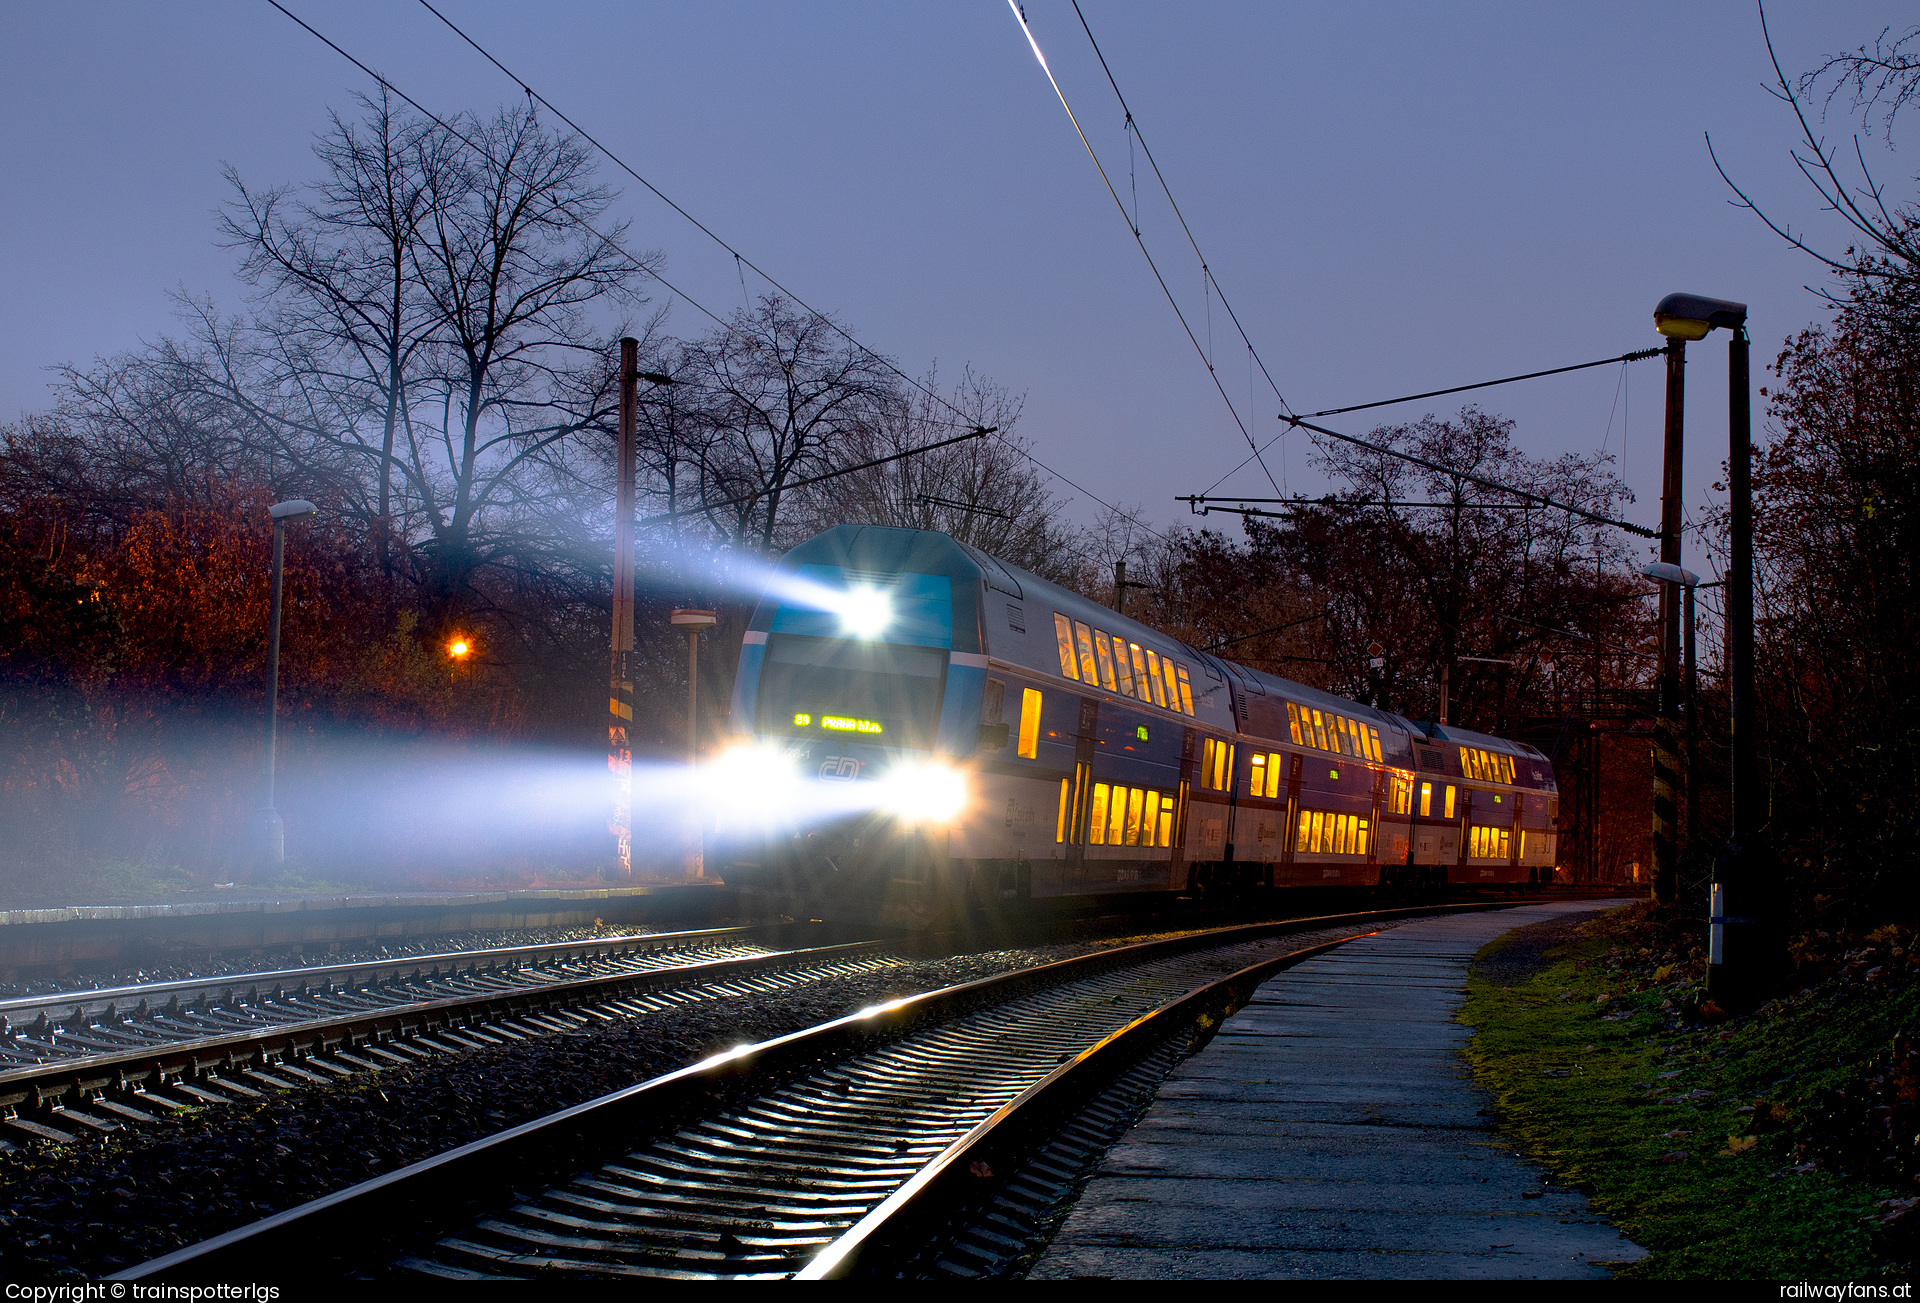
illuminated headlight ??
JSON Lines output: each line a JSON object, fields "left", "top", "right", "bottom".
{"left": 838, "top": 586, "right": 893, "bottom": 639}
{"left": 702, "top": 742, "right": 803, "bottom": 823}
{"left": 877, "top": 762, "right": 968, "bottom": 825}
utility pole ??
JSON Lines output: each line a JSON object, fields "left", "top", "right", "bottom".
{"left": 610, "top": 338, "right": 638, "bottom": 878}
{"left": 1113, "top": 560, "right": 1153, "bottom": 618}
{"left": 1650, "top": 335, "right": 1686, "bottom": 907}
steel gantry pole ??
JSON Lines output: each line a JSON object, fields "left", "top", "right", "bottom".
{"left": 610, "top": 338, "right": 638, "bottom": 878}
{"left": 1652, "top": 293, "right": 1771, "bottom": 1004}
{"left": 1650, "top": 335, "right": 1686, "bottom": 908}
{"left": 1716, "top": 318, "right": 1777, "bottom": 1007}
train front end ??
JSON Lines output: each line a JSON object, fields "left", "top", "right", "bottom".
{"left": 708, "top": 527, "right": 990, "bottom": 927}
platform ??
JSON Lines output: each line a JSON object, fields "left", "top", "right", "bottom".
{"left": 1032, "top": 899, "right": 1647, "bottom": 1280}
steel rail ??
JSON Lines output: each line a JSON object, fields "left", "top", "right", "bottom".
{"left": 0, "top": 923, "right": 769, "bottom": 1024}
{"left": 0, "top": 939, "right": 888, "bottom": 1138}
{"left": 116, "top": 900, "right": 1525, "bottom": 1283}
{"left": 802, "top": 930, "right": 1371, "bottom": 1276}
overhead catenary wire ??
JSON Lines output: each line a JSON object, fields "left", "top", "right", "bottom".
{"left": 407, "top": 0, "right": 1175, "bottom": 544}
{"left": 1300, "top": 348, "right": 1665, "bottom": 420}
{"left": 1199, "top": 345, "right": 1665, "bottom": 498}
{"left": 1006, "top": 1, "right": 1282, "bottom": 497}
{"left": 637, "top": 427, "right": 993, "bottom": 528}
{"left": 1068, "top": 1, "right": 1298, "bottom": 425}
{"left": 263, "top": 0, "right": 1170, "bottom": 545}
{"left": 1202, "top": 606, "right": 1329, "bottom": 654}
{"left": 1278, "top": 413, "right": 1659, "bottom": 540}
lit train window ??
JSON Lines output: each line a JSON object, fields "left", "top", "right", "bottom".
{"left": 1127, "top": 644, "right": 1148, "bottom": 702}
{"left": 1390, "top": 774, "right": 1413, "bottom": 815}
{"left": 1286, "top": 702, "right": 1304, "bottom": 745}
{"left": 1419, "top": 781, "right": 1432, "bottom": 817}
{"left": 1175, "top": 664, "right": 1193, "bottom": 714}
{"left": 1469, "top": 826, "right": 1512, "bottom": 859}
{"left": 1074, "top": 621, "right": 1098, "bottom": 686}
{"left": 1295, "top": 810, "right": 1370, "bottom": 856}
{"left": 1247, "top": 751, "right": 1282, "bottom": 799}
{"left": 1200, "top": 737, "right": 1234, "bottom": 791}
{"left": 1113, "top": 637, "right": 1136, "bottom": 697}
{"left": 1444, "top": 785, "right": 1456, "bottom": 819}
{"left": 1087, "top": 784, "right": 1174, "bottom": 847}
{"left": 1018, "top": 688, "right": 1042, "bottom": 759}
{"left": 1056, "top": 778, "right": 1071, "bottom": 843}
{"left": 1054, "top": 614, "right": 1078, "bottom": 681}
{"left": 1370, "top": 726, "right": 1383, "bottom": 762}
{"left": 1311, "top": 709, "right": 1330, "bottom": 752}
{"left": 1159, "top": 657, "right": 1180, "bottom": 711}
{"left": 1093, "top": 630, "right": 1118, "bottom": 691}
{"left": 1142, "top": 650, "right": 1165, "bottom": 707}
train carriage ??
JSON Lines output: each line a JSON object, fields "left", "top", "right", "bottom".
{"left": 711, "top": 525, "right": 1559, "bottom": 924}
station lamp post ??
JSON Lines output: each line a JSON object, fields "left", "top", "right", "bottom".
{"left": 1651, "top": 292, "right": 1773, "bottom": 1007}
{"left": 670, "top": 607, "right": 718, "bottom": 879}
{"left": 257, "top": 498, "right": 316, "bottom": 869}
{"left": 670, "top": 608, "right": 720, "bottom": 767}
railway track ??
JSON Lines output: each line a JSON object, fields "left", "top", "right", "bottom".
{"left": 0, "top": 925, "right": 897, "bottom": 1149}
{"left": 120, "top": 901, "right": 1526, "bottom": 1282}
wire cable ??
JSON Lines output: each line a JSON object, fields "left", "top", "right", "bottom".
{"left": 409, "top": 0, "right": 1174, "bottom": 541}
{"left": 1068, "top": 1, "right": 1298, "bottom": 424}
{"left": 1199, "top": 345, "right": 1664, "bottom": 497}
{"left": 1006, "top": 0, "right": 1282, "bottom": 496}
{"left": 264, "top": 0, "right": 1169, "bottom": 542}
{"left": 1279, "top": 413, "right": 1659, "bottom": 539}
{"left": 1301, "top": 348, "right": 1664, "bottom": 419}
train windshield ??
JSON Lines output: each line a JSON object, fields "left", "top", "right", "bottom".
{"left": 756, "top": 633, "right": 948, "bottom": 749}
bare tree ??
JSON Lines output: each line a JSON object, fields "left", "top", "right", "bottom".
{"left": 676, "top": 295, "right": 895, "bottom": 553}
{"left": 808, "top": 366, "right": 1082, "bottom": 581}
{"left": 1713, "top": 11, "right": 1920, "bottom": 300}
{"left": 219, "top": 90, "right": 451, "bottom": 573}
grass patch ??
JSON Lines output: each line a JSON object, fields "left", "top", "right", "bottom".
{"left": 1461, "top": 906, "right": 1917, "bottom": 1279}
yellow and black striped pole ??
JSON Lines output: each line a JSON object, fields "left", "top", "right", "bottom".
{"left": 1651, "top": 335, "right": 1686, "bottom": 907}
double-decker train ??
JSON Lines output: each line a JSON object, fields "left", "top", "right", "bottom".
{"left": 710, "top": 525, "right": 1559, "bottom": 927}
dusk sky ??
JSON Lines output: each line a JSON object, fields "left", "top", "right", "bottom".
{"left": 6, "top": 2, "right": 1912, "bottom": 582}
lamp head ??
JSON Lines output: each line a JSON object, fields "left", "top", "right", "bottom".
{"left": 1654, "top": 293, "right": 1747, "bottom": 340}
{"left": 670, "top": 608, "right": 719, "bottom": 628}
{"left": 269, "top": 499, "right": 317, "bottom": 520}
{"left": 1640, "top": 561, "right": 1700, "bottom": 587}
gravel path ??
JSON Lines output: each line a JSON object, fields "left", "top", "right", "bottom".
{"left": 0, "top": 918, "right": 1406, "bottom": 1280}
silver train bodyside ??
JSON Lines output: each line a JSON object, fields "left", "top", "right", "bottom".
{"left": 710, "top": 526, "right": 1559, "bottom": 925}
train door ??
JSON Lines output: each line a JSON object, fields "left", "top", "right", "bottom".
{"left": 1066, "top": 696, "right": 1099, "bottom": 891}
{"left": 1365, "top": 767, "right": 1384, "bottom": 884}
{"left": 1171, "top": 726, "right": 1197, "bottom": 882}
